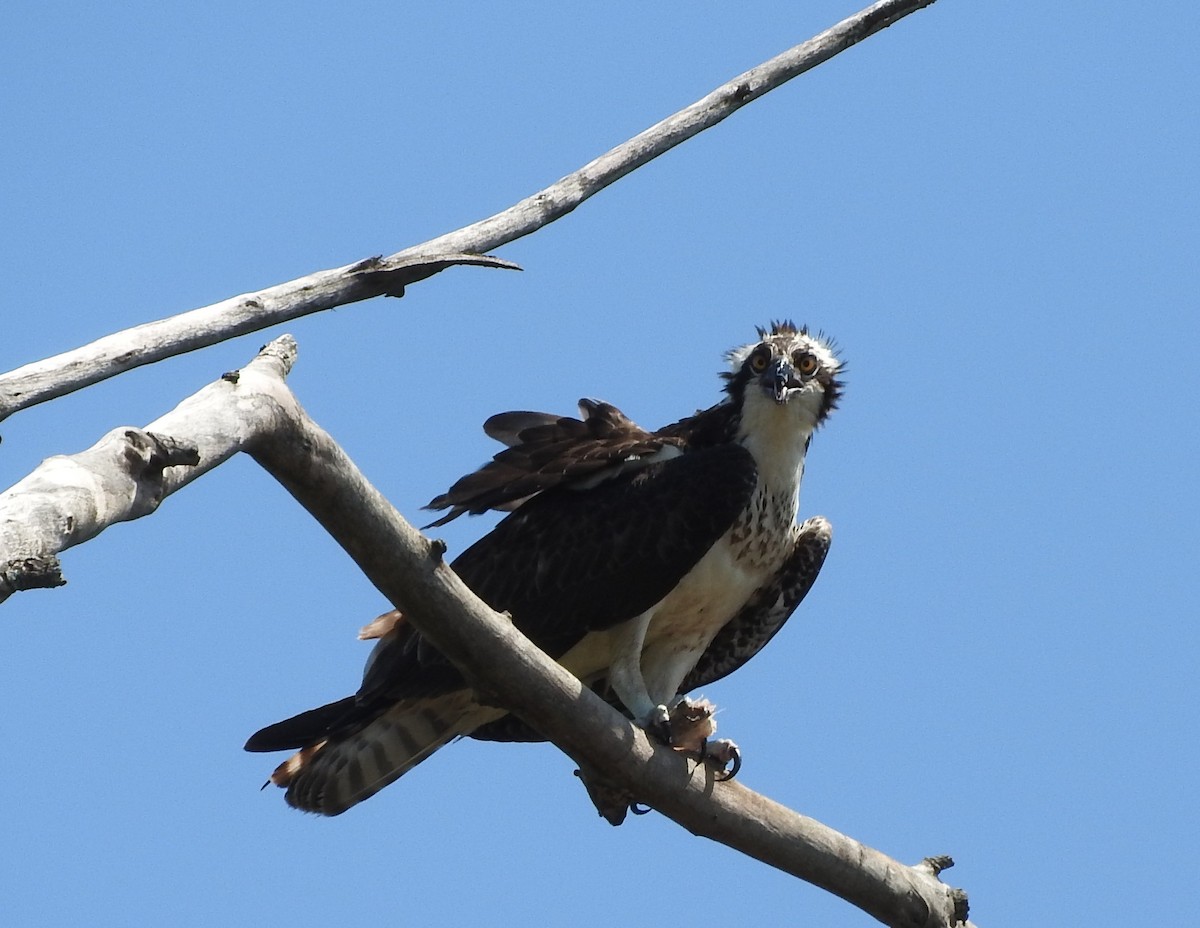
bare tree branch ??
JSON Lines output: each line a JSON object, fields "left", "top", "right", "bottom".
{"left": 0, "top": 338, "right": 300, "bottom": 603}
{"left": 401, "top": 0, "right": 939, "bottom": 260}
{"left": 0, "top": 0, "right": 936, "bottom": 426}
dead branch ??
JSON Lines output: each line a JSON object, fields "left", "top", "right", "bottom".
{"left": 0, "top": 338, "right": 299, "bottom": 603}
{"left": 0, "top": 0, "right": 936, "bottom": 426}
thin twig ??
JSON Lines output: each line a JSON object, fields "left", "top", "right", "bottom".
{"left": 0, "top": 0, "right": 936, "bottom": 425}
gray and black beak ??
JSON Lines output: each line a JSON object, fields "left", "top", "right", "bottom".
{"left": 767, "top": 357, "right": 799, "bottom": 404}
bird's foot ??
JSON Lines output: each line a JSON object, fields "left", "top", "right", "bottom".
{"left": 664, "top": 696, "right": 716, "bottom": 750}
{"left": 701, "top": 738, "right": 742, "bottom": 781}
{"left": 642, "top": 703, "right": 674, "bottom": 745}
{"left": 638, "top": 695, "right": 713, "bottom": 745}
{"left": 636, "top": 698, "right": 741, "bottom": 779}
{"left": 661, "top": 697, "right": 741, "bottom": 780}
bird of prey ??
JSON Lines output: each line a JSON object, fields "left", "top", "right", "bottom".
{"left": 246, "top": 321, "right": 843, "bottom": 815}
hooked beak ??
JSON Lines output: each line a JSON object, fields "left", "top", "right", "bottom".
{"left": 766, "top": 357, "right": 799, "bottom": 405}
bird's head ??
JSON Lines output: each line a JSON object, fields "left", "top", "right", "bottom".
{"left": 724, "top": 321, "right": 843, "bottom": 429}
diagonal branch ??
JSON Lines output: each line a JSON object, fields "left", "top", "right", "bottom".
{"left": 0, "top": 0, "right": 937, "bottom": 426}
{"left": 399, "top": 0, "right": 939, "bottom": 260}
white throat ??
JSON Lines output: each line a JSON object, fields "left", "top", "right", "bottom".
{"left": 736, "top": 387, "right": 821, "bottom": 500}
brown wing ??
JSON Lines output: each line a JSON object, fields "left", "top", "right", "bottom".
{"left": 423, "top": 399, "right": 683, "bottom": 527}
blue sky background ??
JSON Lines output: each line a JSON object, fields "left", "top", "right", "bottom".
{"left": 1, "top": 2, "right": 1197, "bottom": 925}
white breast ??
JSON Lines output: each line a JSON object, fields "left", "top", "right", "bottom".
{"left": 558, "top": 480, "right": 798, "bottom": 708}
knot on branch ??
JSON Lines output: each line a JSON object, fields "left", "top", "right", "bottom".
{"left": 916, "top": 855, "right": 954, "bottom": 877}
{"left": 574, "top": 765, "right": 640, "bottom": 826}
{"left": 120, "top": 429, "right": 200, "bottom": 513}
{"left": 0, "top": 555, "right": 66, "bottom": 599}
{"left": 123, "top": 429, "right": 201, "bottom": 475}
{"left": 911, "top": 855, "right": 970, "bottom": 927}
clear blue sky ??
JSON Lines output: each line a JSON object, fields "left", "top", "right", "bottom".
{"left": 2, "top": 2, "right": 1196, "bottom": 925}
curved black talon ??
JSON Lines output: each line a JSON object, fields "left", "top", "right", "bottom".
{"left": 716, "top": 745, "right": 742, "bottom": 782}
{"left": 630, "top": 802, "right": 652, "bottom": 816}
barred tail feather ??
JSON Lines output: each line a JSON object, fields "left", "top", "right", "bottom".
{"left": 271, "top": 690, "right": 502, "bottom": 816}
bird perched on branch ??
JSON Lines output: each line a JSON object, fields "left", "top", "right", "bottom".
{"left": 246, "top": 322, "right": 843, "bottom": 815}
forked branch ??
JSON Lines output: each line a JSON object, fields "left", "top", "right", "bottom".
{"left": 0, "top": 2, "right": 963, "bottom": 922}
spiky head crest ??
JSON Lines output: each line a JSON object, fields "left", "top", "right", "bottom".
{"left": 721, "top": 321, "right": 844, "bottom": 424}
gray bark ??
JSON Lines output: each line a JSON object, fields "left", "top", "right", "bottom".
{"left": 0, "top": 255, "right": 515, "bottom": 425}
{"left": 0, "top": 338, "right": 298, "bottom": 603}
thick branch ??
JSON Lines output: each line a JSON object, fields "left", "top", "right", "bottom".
{"left": 0, "top": 338, "right": 300, "bottom": 603}
{"left": 0, "top": 0, "right": 936, "bottom": 425}
{"left": 248, "top": 376, "right": 969, "bottom": 928}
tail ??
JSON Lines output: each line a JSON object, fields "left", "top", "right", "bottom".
{"left": 248, "top": 690, "right": 502, "bottom": 816}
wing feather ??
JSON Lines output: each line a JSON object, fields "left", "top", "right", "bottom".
{"left": 423, "top": 400, "right": 682, "bottom": 526}
{"left": 249, "top": 400, "right": 757, "bottom": 753}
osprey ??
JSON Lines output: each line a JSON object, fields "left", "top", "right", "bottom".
{"left": 246, "top": 322, "right": 843, "bottom": 815}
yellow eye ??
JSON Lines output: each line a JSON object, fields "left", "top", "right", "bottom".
{"left": 749, "top": 350, "right": 769, "bottom": 373}
{"left": 795, "top": 353, "right": 819, "bottom": 376}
